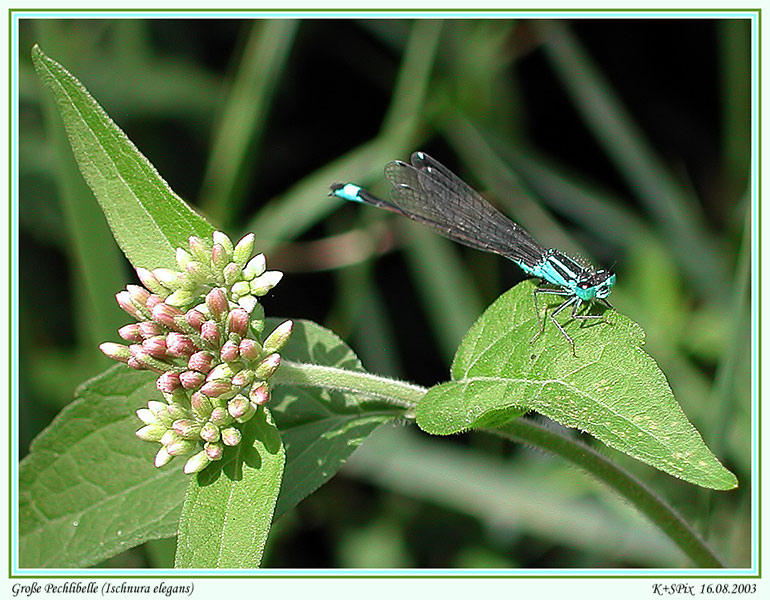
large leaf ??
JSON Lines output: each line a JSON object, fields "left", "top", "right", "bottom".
{"left": 19, "top": 367, "right": 187, "bottom": 568}
{"left": 31, "top": 45, "right": 213, "bottom": 270}
{"left": 416, "top": 281, "right": 737, "bottom": 491}
{"left": 19, "top": 320, "right": 400, "bottom": 567}
{"left": 174, "top": 409, "right": 284, "bottom": 569}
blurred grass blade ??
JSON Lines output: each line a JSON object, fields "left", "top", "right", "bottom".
{"left": 199, "top": 20, "right": 299, "bottom": 226}
{"left": 538, "top": 22, "right": 729, "bottom": 303}
{"left": 345, "top": 426, "right": 685, "bottom": 566}
{"left": 379, "top": 19, "right": 443, "bottom": 134}
{"left": 709, "top": 200, "right": 751, "bottom": 452}
{"left": 32, "top": 45, "right": 214, "bottom": 270}
{"left": 401, "top": 222, "right": 483, "bottom": 363}
{"left": 244, "top": 19, "right": 442, "bottom": 251}
{"left": 468, "top": 121, "right": 647, "bottom": 250}
{"left": 244, "top": 138, "right": 420, "bottom": 252}
{"left": 443, "top": 116, "right": 584, "bottom": 258}
{"left": 718, "top": 19, "right": 751, "bottom": 196}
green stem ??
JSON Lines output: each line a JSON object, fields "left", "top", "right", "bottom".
{"left": 273, "top": 360, "right": 425, "bottom": 412}
{"left": 272, "top": 360, "right": 724, "bottom": 567}
{"left": 493, "top": 419, "right": 725, "bottom": 568}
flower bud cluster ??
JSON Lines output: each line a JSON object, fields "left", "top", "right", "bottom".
{"left": 100, "top": 231, "right": 292, "bottom": 474}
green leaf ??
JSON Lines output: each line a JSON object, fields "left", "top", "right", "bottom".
{"left": 270, "top": 319, "right": 402, "bottom": 518}
{"left": 416, "top": 281, "right": 738, "bottom": 491}
{"left": 31, "top": 45, "right": 213, "bottom": 270}
{"left": 174, "top": 408, "right": 285, "bottom": 569}
{"left": 19, "top": 367, "right": 187, "bottom": 568}
{"left": 19, "top": 320, "right": 397, "bottom": 567}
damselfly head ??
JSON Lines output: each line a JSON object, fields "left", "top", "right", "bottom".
{"left": 575, "top": 269, "right": 616, "bottom": 301}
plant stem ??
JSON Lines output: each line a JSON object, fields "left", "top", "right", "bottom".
{"left": 493, "top": 419, "right": 726, "bottom": 568}
{"left": 273, "top": 360, "right": 425, "bottom": 411}
{"left": 273, "top": 359, "right": 725, "bottom": 567}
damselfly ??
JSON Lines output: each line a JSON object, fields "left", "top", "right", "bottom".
{"left": 329, "top": 151, "right": 616, "bottom": 354}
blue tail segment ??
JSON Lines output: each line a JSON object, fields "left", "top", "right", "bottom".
{"left": 329, "top": 152, "right": 616, "bottom": 355}
{"left": 329, "top": 182, "right": 365, "bottom": 203}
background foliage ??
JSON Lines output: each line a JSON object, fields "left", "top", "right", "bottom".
{"left": 18, "top": 17, "right": 752, "bottom": 568}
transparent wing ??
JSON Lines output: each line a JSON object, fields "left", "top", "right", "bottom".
{"left": 382, "top": 152, "right": 545, "bottom": 265}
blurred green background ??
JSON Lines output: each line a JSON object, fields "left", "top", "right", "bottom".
{"left": 18, "top": 17, "right": 752, "bottom": 569}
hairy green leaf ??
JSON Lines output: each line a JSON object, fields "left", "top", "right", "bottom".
{"left": 416, "top": 281, "right": 737, "bottom": 491}
{"left": 31, "top": 45, "right": 213, "bottom": 270}
{"left": 19, "top": 320, "right": 398, "bottom": 567}
{"left": 19, "top": 367, "right": 187, "bottom": 568}
{"left": 174, "top": 409, "right": 284, "bottom": 569}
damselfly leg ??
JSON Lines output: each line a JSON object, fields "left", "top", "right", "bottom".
{"left": 531, "top": 288, "right": 609, "bottom": 356}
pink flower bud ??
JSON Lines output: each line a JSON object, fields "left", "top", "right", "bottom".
{"left": 180, "top": 370, "right": 206, "bottom": 390}
{"left": 167, "top": 402, "right": 189, "bottom": 421}
{"left": 211, "top": 244, "right": 229, "bottom": 270}
{"left": 200, "top": 421, "right": 220, "bottom": 442}
{"left": 191, "top": 392, "right": 213, "bottom": 419}
{"left": 188, "top": 235, "right": 209, "bottom": 262}
{"left": 151, "top": 303, "right": 184, "bottom": 331}
{"left": 206, "top": 288, "right": 229, "bottom": 320}
{"left": 238, "top": 339, "right": 261, "bottom": 360}
{"left": 200, "top": 380, "right": 232, "bottom": 398}
{"left": 254, "top": 353, "right": 281, "bottom": 379}
{"left": 116, "top": 291, "right": 142, "bottom": 320}
{"left": 127, "top": 357, "right": 145, "bottom": 370}
{"left": 139, "top": 321, "right": 164, "bottom": 338}
{"left": 263, "top": 320, "right": 294, "bottom": 354}
{"left": 142, "top": 336, "right": 168, "bottom": 359}
{"left": 118, "top": 324, "right": 143, "bottom": 342}
{"left": 213, "top": 231, "right": 233, "bottom": 253}
{"left": 172, "top": 419, "right": 200, "bottom": 439}
{"left": 232, "top": 233, "right": 255, "bottom": 267}
{"left": 243, "top": 254, "right": 266, "bottom": 280}
{"left": 166, "top": 438, "right": 196, "bottom": 457}
{"left": 188, "top": 351, "right": 214, "bottom": 374}
{"left": 185, "top": 309, "right": 206, "bottom": 332}
{"left": 227, "top": 395, "right": 251, "bottom": 420}
{"left": 210, "top": 407, "right": 233, "bottom": 427}
{"left": 136, "top": 267, "right": 166, "bottom": 295}
{"left": 184, "top": 451, "right": 211, "bottom": 474}
{"left": 220, "top": 341, "right": 240, "bottom": 362}
{"left": 205, "top": 442, "right": 224, "bottom": 461}
{"left": 155, "top": 446, "right": 173, "bottom": 468}
{"left": 221, "top": 427, "right": 242, "bottom": 447}
{"left": 156, "top": 371, "right": 182, "bottom": 393}
{"left": 184, "top": 262, "right": 206, "bottom": 284}
{"left": 201, "top": 320, "right": 220, "bottom": 346}
{"left": 226, "top": 308, "right": 250, "bottom": 337}
{"left": 145, "top": 294, "right": 165, "bottom": 310}
{"left": 100, "top": 342, "right": 131, "bottom": 363}
{"left": 231, "top": 369, "right": 255, "bottom": 388}
{"left": 126, "top": 284, "right": 151, "bottom": 307}
{"left": 250, "top": 382, "right": 270, "bottom": 406}
{"left": 166, "top": 332, "right": 196, "bottom": 358}
{"left": 129, "top": 345, "right": 162, "bottom": 371}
